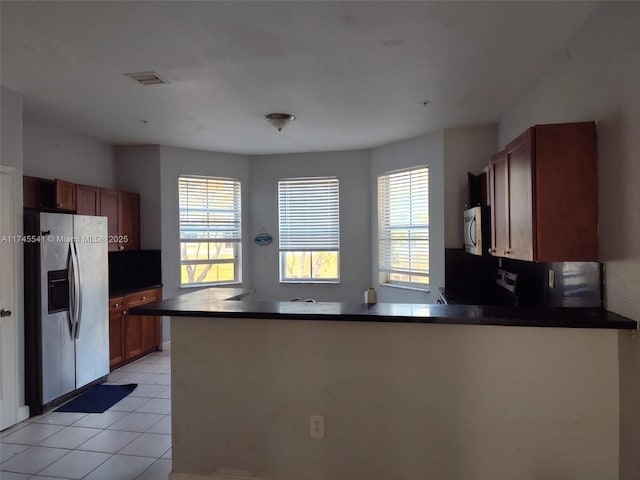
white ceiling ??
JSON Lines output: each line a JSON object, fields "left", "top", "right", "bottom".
{"left": 1, "top": 1, "right": 597, "bottom": 155}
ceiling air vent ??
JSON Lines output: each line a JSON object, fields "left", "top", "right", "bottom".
{"left": 124, "top": 71, "right": 170, "bottom": 86}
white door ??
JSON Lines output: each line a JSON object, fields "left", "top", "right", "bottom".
{"left": 0, "top": 166, "right": 19, "bottom": 430}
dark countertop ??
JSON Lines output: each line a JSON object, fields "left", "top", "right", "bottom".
{"left": 110, "top": 284, "right": 163, "bottom": 298}
{"left": 130, "top": 287, "right": 637, "bottom": 330}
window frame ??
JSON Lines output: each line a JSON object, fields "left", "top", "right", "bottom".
{"left": 278, "top": 176, "right": 340, "bottom": 283}
{"left": 178, "top": 174, "right": 242, "bottom": 288}
{"left": 377, "top": 165, "right": 430, "bottom": 291}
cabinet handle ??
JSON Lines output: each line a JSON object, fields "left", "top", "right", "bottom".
{"left": 505, "top": 249, "right": 512, "bottom": 254}
{"left": 113, "top": 303, "right": 120, "bottom": 308}
{"left": 118, "top": 245, "right": 124, "bottom": 250}
{"left": 57, "top": 203, "right": 62, "bottom": 207}
{"left": 141, "top": 296, "right": 146, "bottom": 300}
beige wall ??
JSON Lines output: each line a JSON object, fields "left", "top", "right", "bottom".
{"left": 443, "top": 125, "right": 498, "bottom": 249}
{"left": 23, "top": 118, "right": 117, "bottom": 189}
{"left": 1, "top": 86, "right": 28, "bottom": 421}
{"left": 370, "top": 131, "right": 445, "bottom": 303}
{"left": 496, "top": 4, "right": 640, "bottom": 477}
{"left": 171, "top": 316, "right": 619, "bottom": 480}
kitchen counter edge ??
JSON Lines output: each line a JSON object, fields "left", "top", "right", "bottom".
{"left": 129, "top": 287, "right": 637, "bottom": 330}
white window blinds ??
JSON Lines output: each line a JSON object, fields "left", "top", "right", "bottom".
{"left": 178, "top": 175, "right": 241, "bottom": 286}
{"left": 377, "top": 166, "right": 429, "bottom": 289}
{"left": 179, "top": 176, "right": 241, "bottom": 240}
{"left": 278, "top": 177, "right": 340, "bottom": 251}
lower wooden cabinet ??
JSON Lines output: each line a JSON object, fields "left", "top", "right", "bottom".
{"left": 109, "top": 297, "right": 125, "bottom": 368}
{"left": 109, "top": 287, "right": 162, "bottom": 370}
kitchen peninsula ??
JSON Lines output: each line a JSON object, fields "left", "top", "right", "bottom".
{"left": 133, "top": 288, "right": 635, "bottom": 480}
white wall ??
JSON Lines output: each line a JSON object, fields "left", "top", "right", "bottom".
{"left": 172, "top": 316, "right": 619, "bottom": 480}
{"left": 443, "top": 125, "right": 498, "bottom": 248}
{"left": 159, "top": 145, "right": 251, "bottom": 302}
{"left": 371, "top": 132, "right": 444, "bottom": 304}
{"left": 23, "top": 118, "right": 116, "bottom": 188}
{"left": 115, "top": 145, "right": 162, "bottom": 250}
{"left": 497, "top": 2, "right": 640, "bottom": 322}
{"left": 1, "top": 86, "right": 28, "bottom": 421}
{"left": 496, "top": 3, "right": 640, "bottom": 478}
{"left": 249, "top": 150, "right": 371, "bottom": 302}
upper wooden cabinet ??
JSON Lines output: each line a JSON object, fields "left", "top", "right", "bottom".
{"left": 75, "top": 184, "right": 100, "bottom": 215}
{"left": 99, "top": 188, "right": 140, "bottom": 251}
{"left": 23, "top": 176, "right": 76, "bottom": 211}
{"left": 489, "top": 122, "right": 598, "bottom": 262}
{"left": 23, "top": 176, "right": 51, "bottom": 210}
{"left": 53, "top": 179, "right": 76, "bottom": 211}
{"left": 23, "top": 175, "right": 142, "bottom": 252}
{"left": 120, "top": 191, "right": 140, "bottom": 251}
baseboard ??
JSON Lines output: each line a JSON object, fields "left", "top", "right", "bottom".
{"left": 170, "top": 469, "right": 261, "bottom": 480}
{"left": 170, "top": 474, "right": 211, "bottom": 480}
{"left": 161, "top": 341, "right": 171, "bottom": 351}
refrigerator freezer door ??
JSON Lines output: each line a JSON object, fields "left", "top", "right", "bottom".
{"left": 73, "top": 215, "right": 109, "bottom": 388}
{"left": 39, "top": 213, "right": 76, "bottom": 404}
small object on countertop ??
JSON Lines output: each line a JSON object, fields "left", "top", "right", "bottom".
{"left": 364, "top": 287, "right": 377, "bottom": 305}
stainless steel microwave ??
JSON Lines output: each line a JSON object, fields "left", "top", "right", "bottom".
{"left": 463, "top": 206, "right": 490, "bottom": 256}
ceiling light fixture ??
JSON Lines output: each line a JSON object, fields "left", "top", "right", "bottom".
{"left": 265, "top": 113, "right": 295, "bottom": 133}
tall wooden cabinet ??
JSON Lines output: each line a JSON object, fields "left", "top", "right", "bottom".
{"left": 99, "top": 188, "right": 140, "bottom": 251}
{"left": 489, "top": 122, "right": 598, "bottom": 262}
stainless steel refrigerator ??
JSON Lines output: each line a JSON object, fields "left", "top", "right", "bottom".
{"left": 24, "top": 211, "right": 109, "bottom": 414}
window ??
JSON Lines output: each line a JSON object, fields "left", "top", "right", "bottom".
{"left": 278, "top": 177, "right": 340, "bottom": 282}
{"left": 179, "top": 175, "right": 241, "bottom": 286}
{"left": 377, "top": 166, "right": 429, "bottom": 290}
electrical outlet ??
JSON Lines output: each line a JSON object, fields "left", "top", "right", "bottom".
{"left": 310, "top": 415, "right": 325, "bottom": 439}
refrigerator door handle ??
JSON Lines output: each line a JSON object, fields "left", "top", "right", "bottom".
{"left": 67, "top": 243, "right": 76, "bottom": 340}
{"left": 71, "top": 240, "right": 82, "bottom": 339}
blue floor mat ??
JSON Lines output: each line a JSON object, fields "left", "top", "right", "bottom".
{"left": 55, "top": 384, "right": 137, "bottom": 413}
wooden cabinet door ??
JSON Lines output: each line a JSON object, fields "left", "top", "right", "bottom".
{"left": 54, "top": 179, "right": 76, "bottom": 211}
{"left": 99, "top": 188, "right": 121, "bottom": 251}
{"left": 489, "top": 151, "right": 508, "bottom": 256}
{"left": 140, "top": 315, "right": 158, "bottom": 353}
{"left": 76, "top": 184, "right": 100, "bottom": 216}
{"left": 125, "top": 311, "right": 143, "bottom": 360}
{"left": 120, "top": 191, "right": 140, "bottom": 251}
{"left": 506, "top": 129, "right": 534, "bottom": 261}
{"left": 99, "top": 188, "right": 139, "bottom": 251}
{"left": 123, "top": 288, "right": 162, "bottom": 362}
{"left": 534, "top": 122, "right": 598, "bottom": 261}
{"left": 109, "top": 309, "right": 125, "bottom": 368}
{"left": 109, "top": 297, "right": 125, "bottom": 369}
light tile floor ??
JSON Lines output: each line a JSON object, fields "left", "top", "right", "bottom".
{"left": 1, "top": 348, "right": 172, "bottom": 480}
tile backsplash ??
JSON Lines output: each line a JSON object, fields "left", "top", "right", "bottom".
{"left": 444, "top": 248, "right": 602, "bottom": 307}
